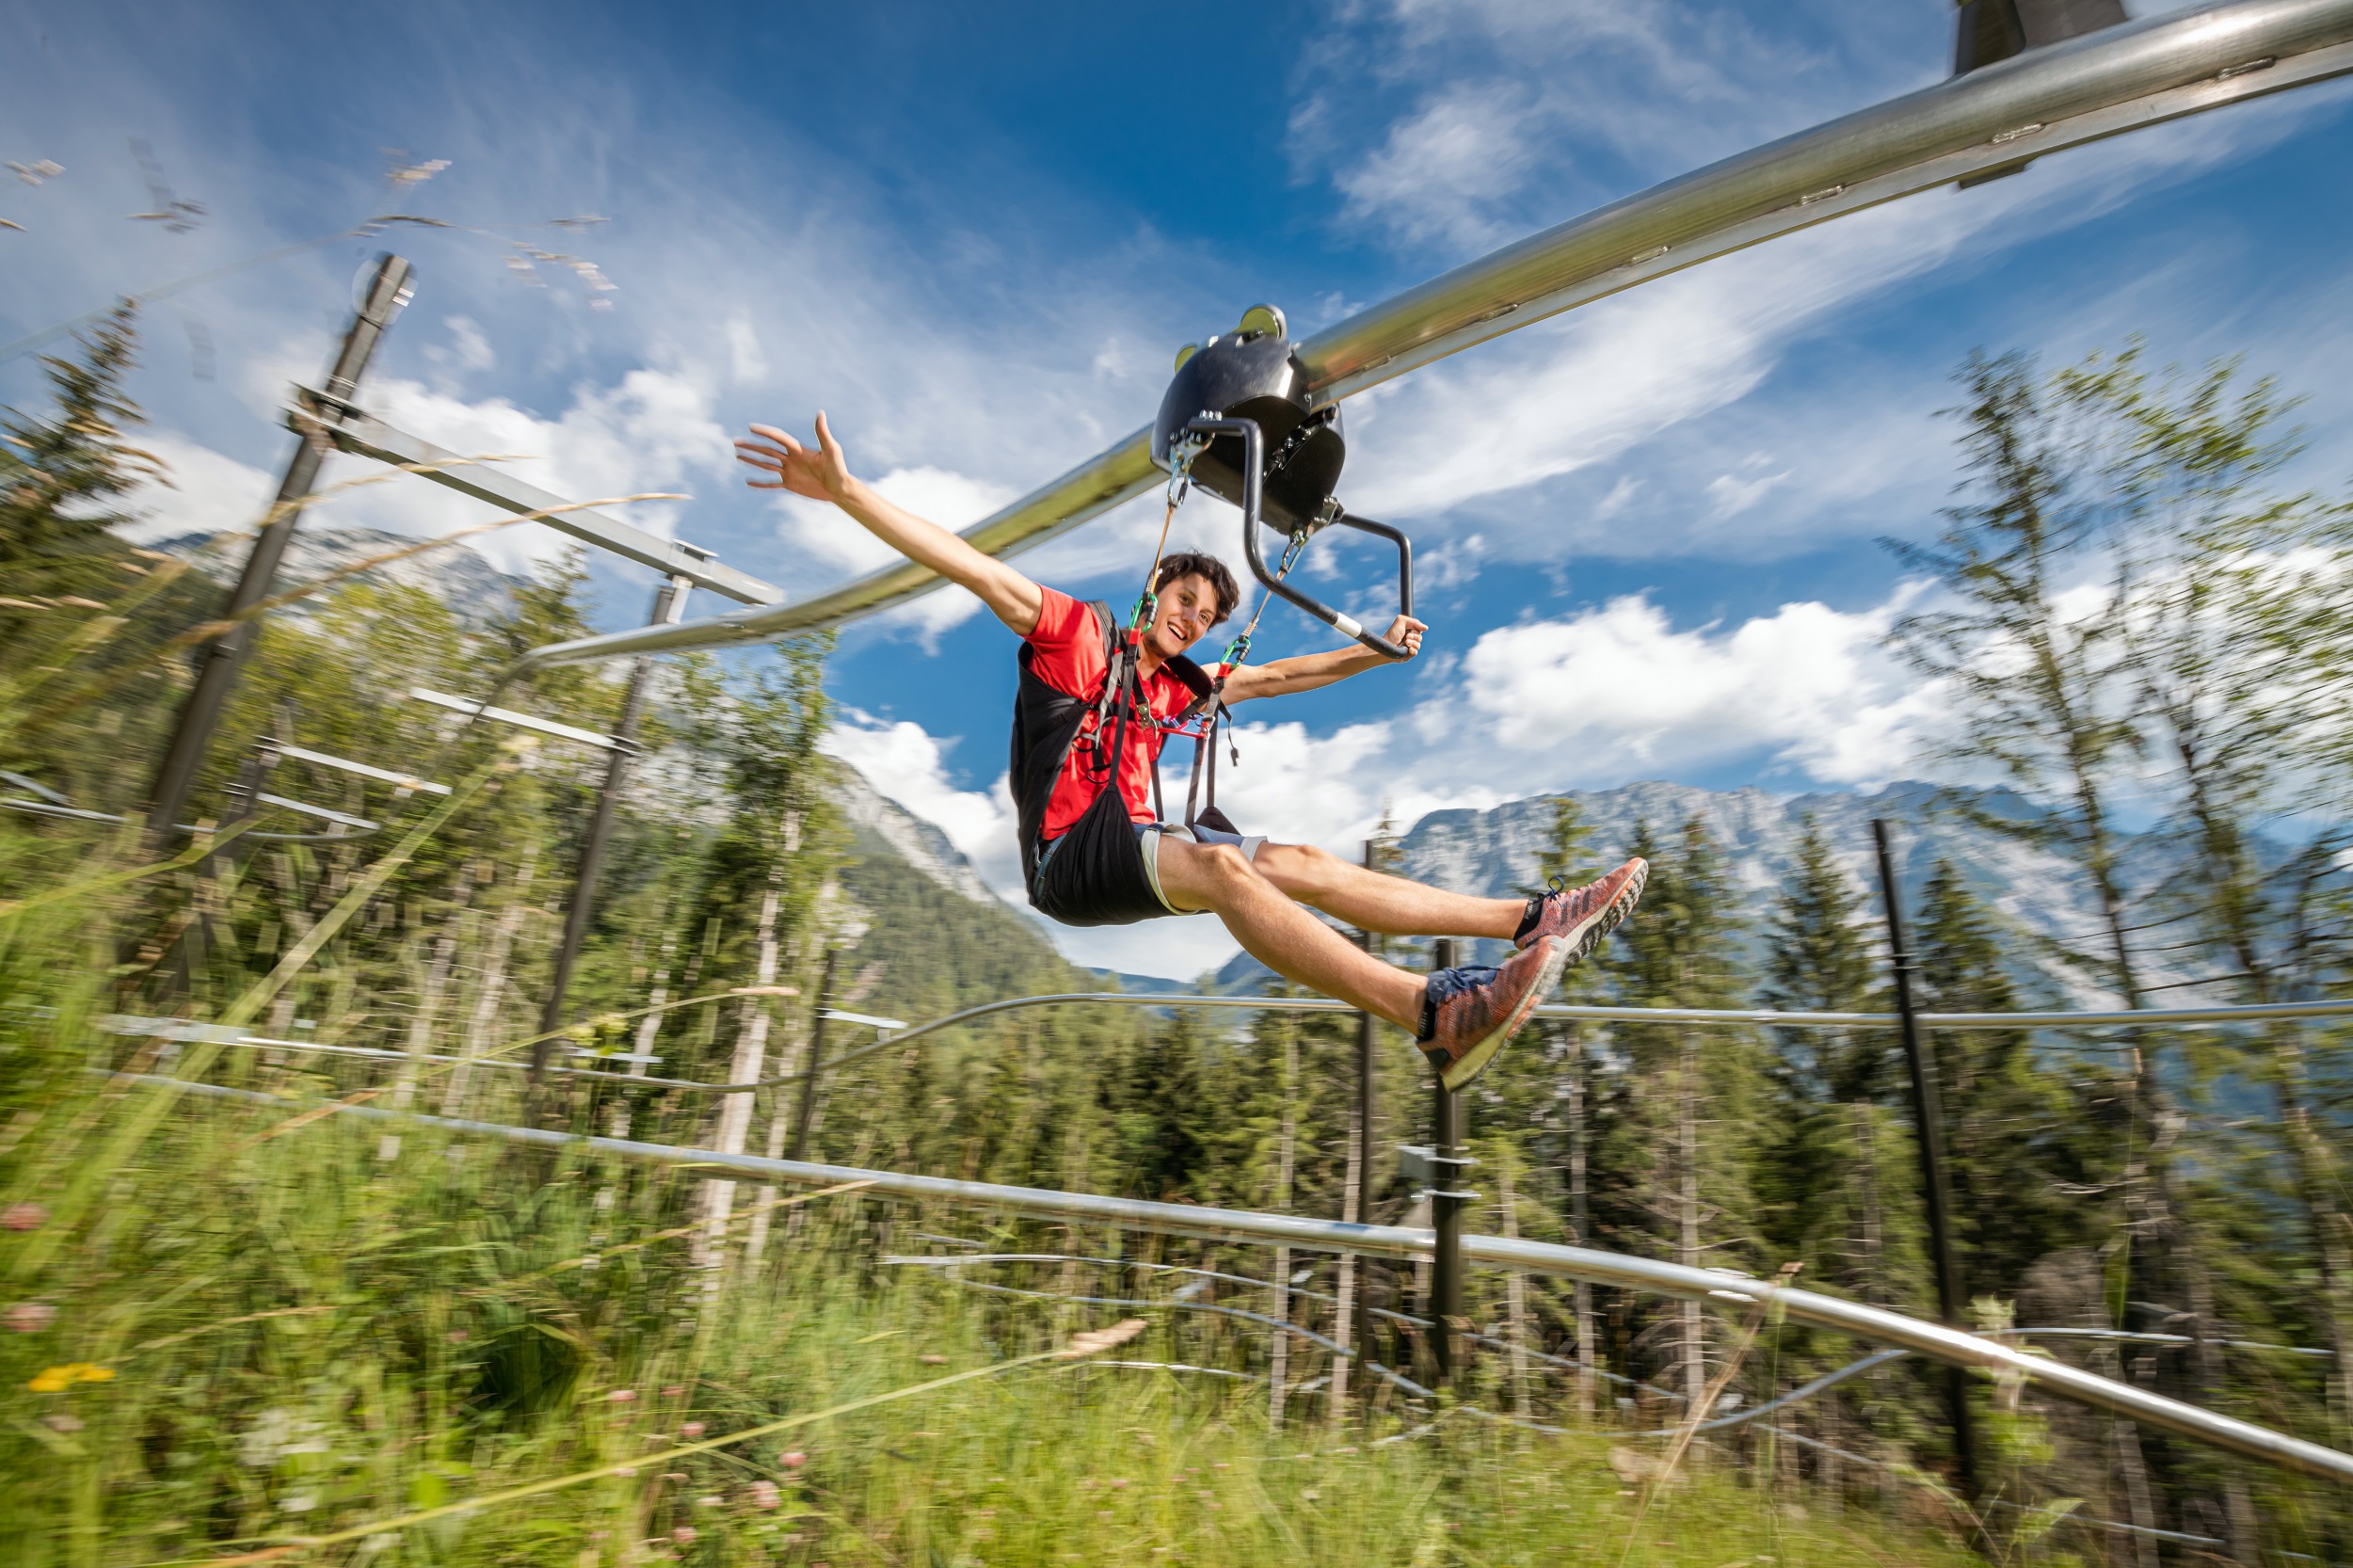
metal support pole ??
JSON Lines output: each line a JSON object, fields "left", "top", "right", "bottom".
{"left": 531, "top": 573, "right": 693, "bottom": 1078}
{"left": 1353, "top": 840, "right": 1380, "bottom": 1368}
{"left": 1430, "top": 937, "right": 1467, "bottom": 1384}
{"left": 788, "top": 948, "right": 838, "bottom": 1161}
{"left": 146, "top": 255, "right": 413, "bottom": 841}
{"left": 1871, "top": 817, "right": 1979, "bottom": 1497}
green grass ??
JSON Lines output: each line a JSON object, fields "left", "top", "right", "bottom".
{"left": 0, "top": 1052, "right": 2002, "bottom": 1568}
{"left": 0, "top": 824, "right": 1994, "bottom": 1568}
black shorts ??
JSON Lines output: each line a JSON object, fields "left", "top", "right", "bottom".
{"left": 1029, "top": 789, "right": 1264, "bottom": 929}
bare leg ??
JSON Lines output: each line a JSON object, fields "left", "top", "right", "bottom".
{"left": 1156, "top": 839, "right": 1428, "bottom": 1031}
{"left": 1251, "top": 840, "right": 1525, "bottom": 939}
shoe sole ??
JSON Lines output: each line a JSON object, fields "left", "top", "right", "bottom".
{"left": 1438, "top": 936, "right": 1570, "bottom": 1094}
{"left": 1558, "top": 859, "right": 1648, "bottom": 968}
{"left": 1519, "top": 857, "right": 1650, "bottom": 959}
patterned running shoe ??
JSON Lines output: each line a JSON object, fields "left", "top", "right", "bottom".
{"left": 1417, "top": 937, "right": 1570, "bottom": 1094}
{"left": 1515, "top": 856, "right": 1649, "bottom": 964}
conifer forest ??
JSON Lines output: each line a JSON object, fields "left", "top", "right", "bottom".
{"left": 4, "top": 309, "right": 2353, "bottom": 1567}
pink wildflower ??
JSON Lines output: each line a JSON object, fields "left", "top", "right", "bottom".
{"left": 680, "top": 1421, "right": 705, "bottom": 1438}
{"left": 6, "top": 1303, "right": 56, "bottom": 1333}
{"left": 2, "top": 1204, "right": 46, "bottom": 1231}
{"left": 608, "top": 1389, "right": 636, "bottom": 1403}
{"left": 671, "top": 1526, "right": 697, "bottom": 1544}
{"left": 780, "top": 1450, "right": 808, "bottom": 1468}
{"left": 749, "top": 1480, "right": 780, "bottom": 1510}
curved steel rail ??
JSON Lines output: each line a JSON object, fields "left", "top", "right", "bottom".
{"left": 138, "top": 1075, "right": 2353, "bottom": 1485}
{"left": 144, "top": 990, "right": 2353, "bottom": 1097}
{"left": 519, "top": 0, "right": 2353, "bottom": 670}
{"left": 886, "top": 1252, "right": 2338, "bottom": 1426}
{"left": 627, "top": 989, "right": 2353, "bottom": 1094}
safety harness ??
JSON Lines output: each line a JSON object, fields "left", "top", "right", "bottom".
{"left": 1008, "top": 440, "right": 1307, "bottom": 893}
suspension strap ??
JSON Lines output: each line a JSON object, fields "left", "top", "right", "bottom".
{"left": 1130, "top": 498, "right": 1178, "bottom": 633}
{"left": 1133, "top": 432, "right": 1202, "bottom": 632}
{"left": 1172, "top": 529, "right": 1311, "bottom": 827}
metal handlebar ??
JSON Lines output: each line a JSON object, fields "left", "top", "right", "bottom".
{"left": 1186, "top": 416, "right": 1417, "bottom": 662}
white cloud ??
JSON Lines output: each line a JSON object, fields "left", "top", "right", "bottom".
{"left": 1705, "top": 464, "right": 1791, "bottom": 520}
{"left": 1312, "top": 0, "right": 1925, "bottom": 255}
{"left": 1591, "top": 473, "right": 1641, "bottom": 520}
{"left": 1338, "top": 86, "right": 1540, "bottom": 249}
{"left": 120, "top": 432, "right": 275, "bottom": 543}
{"left": 420, "top": 315, "right": 495, "bottom": 376}
{"left": 115, "top": 367, "right": 728, "bottom": 578}
{"left": 842, "top": 581, "right": 1948, "bottom": 975}
{"left": 787, "top": 465, "right": 1015, "bottom": 566}
{"left": 1339, "top": 88, "right": 2328, "bottom": 555}
{"left": 726, "top": 315, "right": 767, "bottom": 386}
{"left": 1449, "top": 588, "right": 1937, "bottom": 786}
{"left": 232, "top": 366, "right": 736, "bottom": 576}
{"left": 776, "top": 465, "right": 1020, "bottom": 645}
{"left": 820, "top": 712, "right": 1021, "bottom": 898}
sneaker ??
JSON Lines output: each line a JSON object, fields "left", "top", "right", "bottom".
{"left": 1515, "top": 856, "right": 1649, "bottom": 963}
{"left": 1417, "top": 938, "right": 1570, "bottom": 1094}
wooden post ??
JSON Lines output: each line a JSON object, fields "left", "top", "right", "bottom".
{"left": 788, "top": 947, "right": 838, "bottom": 1160}
{"left": 1332, "top": 839, "right": 1379, "bottom": 1426}
{"left": 147, "top": 256, "right": 412, "bottom": 842}
{"left": 533, "top": 573, "right": 694, "bottom": 1080}
{"left": 1429, "top": 937, "right": 1466, "bottom": 1384}
{"left": 1271, "top": 1017, "right": 1298, "bottom": 1431}
{"left": 1870, "top": 817, "right": 1978, "bottom": 1498}
{"left": 1565, "top": 1020, "right": 1596, "bottom": 1416}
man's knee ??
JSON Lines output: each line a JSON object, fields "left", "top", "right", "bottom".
{"left": 1254, "top": 840, "right": 1336, "bottom": 891}
{"left": 1160, "top": 838, "right": 1261, "bottom": 908}
{"left": 1194, "top": 840, "right": 1258, "bottom": 885}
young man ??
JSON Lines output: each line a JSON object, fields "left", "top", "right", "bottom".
{"left": 738, "top": 414, "right": 1646, "bottom": 1090}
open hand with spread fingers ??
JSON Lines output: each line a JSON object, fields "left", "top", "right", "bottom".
{"left": 735, "top": 412, "right": 856, "bottom": 503}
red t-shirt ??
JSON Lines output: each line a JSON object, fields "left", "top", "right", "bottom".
{"left": 1026, "top": 586, "right": 1199, "bottom": 840}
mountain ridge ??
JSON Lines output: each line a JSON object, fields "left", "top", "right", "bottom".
{"left": 151, "top": 526, "right": 524, "bottom": 631}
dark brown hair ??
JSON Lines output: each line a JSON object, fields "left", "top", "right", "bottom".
{"left": 1152, "top": 550, "right": 1241, "bottom": 625}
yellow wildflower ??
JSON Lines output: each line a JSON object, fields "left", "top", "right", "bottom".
{"left": 27, "top": 1363, "right": 113, "bottom": 1393}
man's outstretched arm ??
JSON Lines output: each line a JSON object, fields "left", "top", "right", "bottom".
{"left": 737, "top": 414, "right": 1045, "bottom": 636}
{"left": 1220, "top": 613, "right": 1425, "bottom": 704}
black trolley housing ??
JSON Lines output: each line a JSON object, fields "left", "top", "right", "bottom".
{"left": 1149, "top": 305, "right": 1414, "bottom": 662}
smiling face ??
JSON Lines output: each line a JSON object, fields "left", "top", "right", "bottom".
{"left": 1144, "top": 572, "right": 1224, "bottom": 660}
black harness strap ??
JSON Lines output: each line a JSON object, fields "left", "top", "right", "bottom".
{"left": 1012, "top": 599, "right": 1243, "bottom": 894}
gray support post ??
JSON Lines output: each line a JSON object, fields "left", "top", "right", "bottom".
{"left": 1871, "top": 817, "right": 1979, "bottom": 1498}
{"left": 146, "top": 255, "right": 413, "bottom": 842}
{"left": 1353, "top": 840, "right": 1380, "bottom": 1367}
{"left": 531, "top": 573, "right": 694, "bottom": 1078}
{"left": 788, "top": 948, "right": 839, "bottom": 1161}
{"left": 1430, "top": 937, "right": 1467, "bottom": 1384}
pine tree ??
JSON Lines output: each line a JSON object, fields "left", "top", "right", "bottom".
{"left": 1484, "top": 793, "right": 1608, "bottom": 1400}
{"left": 1594, "top": 814, "right": 1763, "bottom": 1403}
{"left": 1760, "top": 813, "right": 1882, "bottom": 1098}
{"left": 1886, "top": 350, "right": 2289, "bottom": 1544}
{"left": 1755, "top": 815, "right": 1914, "bottom": 1298}
{"left": 1111, "top": 1009, "right": 1209, "bottom": 1202}
{"left": 1912, "top": 859, "right": 2104, "bottom": 1290}
{"left": 1750, "top": 817, "right": 1940, "bottom": 1488}
{"left": 0, "top": 305, "right": 165, "bottom": 568}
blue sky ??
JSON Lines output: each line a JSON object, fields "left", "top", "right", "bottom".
{"left": 7, "top": 0, "right": 2352, "bottom": 974}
